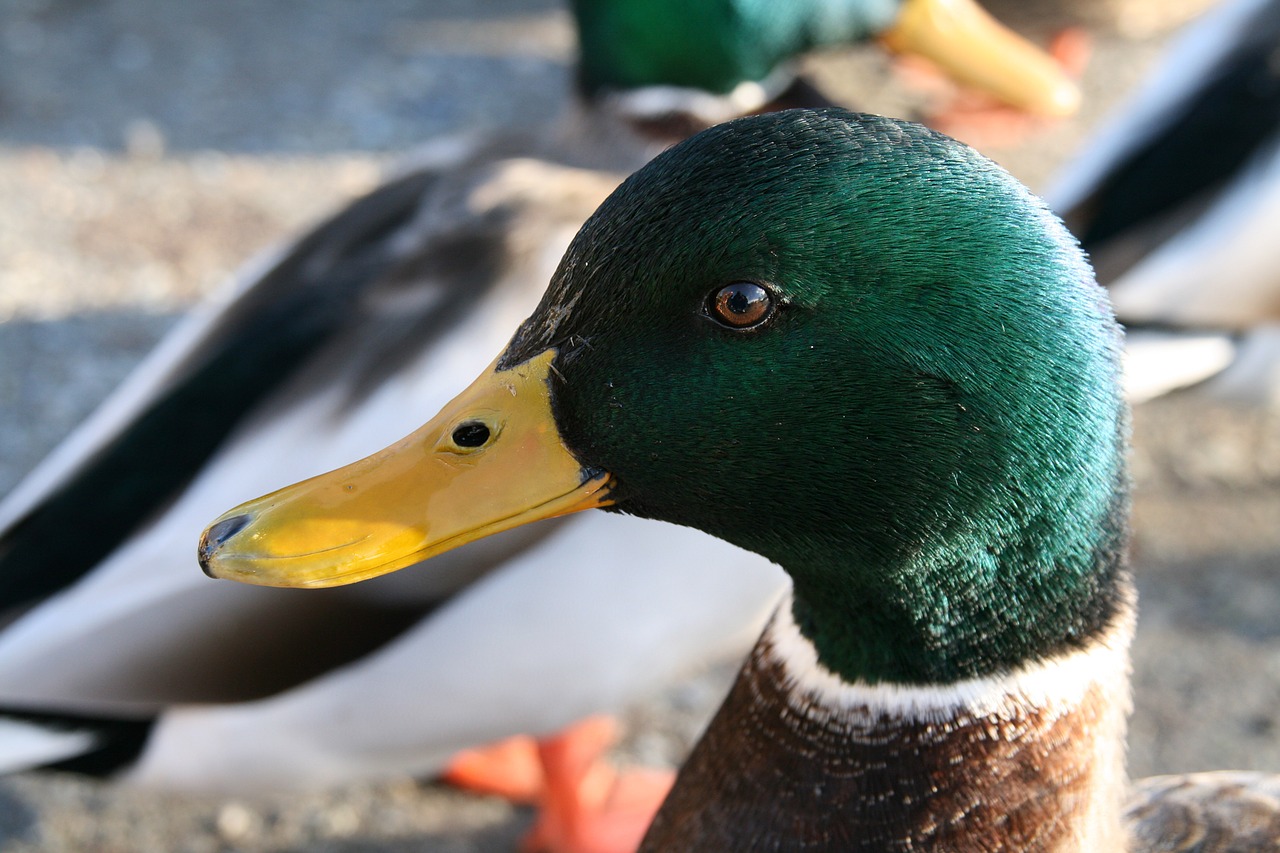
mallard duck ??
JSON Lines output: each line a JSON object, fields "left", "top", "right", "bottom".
{"left": 1051, "top": 0, "right": 1280, "bottom": 404}
{"left": 202, "top": 108, "right": 1280, "bottom": 851}
{"left": 0, "top": 0, "right": 1079, "bottom": 845}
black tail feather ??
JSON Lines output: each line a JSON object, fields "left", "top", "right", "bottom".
{"left": 0, "top": 708, "right": 155, "bottom": 777}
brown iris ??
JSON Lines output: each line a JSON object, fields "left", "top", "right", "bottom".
{"left": 708, "top": 282, "right": 773, "bottom": 329}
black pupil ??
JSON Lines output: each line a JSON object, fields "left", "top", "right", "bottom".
{"left": 726, "top": 287, "right": 755, "bottom": 314}
{"left": 452, "top": 422, "right": 491, "bottom": 448}
{"left": 714, "top": 282, "right": 769, "bottom": 327}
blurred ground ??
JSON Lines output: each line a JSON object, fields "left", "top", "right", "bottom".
{"left": 2, "top": 0, "right": 1279, "bottom": 850}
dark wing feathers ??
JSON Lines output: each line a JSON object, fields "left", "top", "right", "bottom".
{"left": 0, "top": 167, "right": 441, "bottom": 610}
{"left": 1068, "top": 0, "right": 1280, "bottom": 261}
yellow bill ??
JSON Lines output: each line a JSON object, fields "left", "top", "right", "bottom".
{"left": 882, "top": 0, "right": 1081, "bottom": 117}
{"left": 198, "top": 349, "right": 613, "bottom": 588}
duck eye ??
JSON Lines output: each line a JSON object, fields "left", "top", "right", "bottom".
{"left": 708, "top": 282, "right": 773, "bottom": 329}
{"left": 451, "top": 422, "right": 491, "bottom": 448}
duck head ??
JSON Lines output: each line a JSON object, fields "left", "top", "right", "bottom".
{"left": 574, "top": 0, "right": 1081, "bottom": 123}
{"left": 202, "top": 110, "right": 1128, "bottom": 686}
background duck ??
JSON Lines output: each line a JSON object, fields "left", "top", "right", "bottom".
{"left": 0, "top": 0, "right": 1079, "bottom": 843}
{"left": 202, "top": 107, "right": 1280, "bottom": 852}
{"left": 1050, "top": 0, "right": 1280, "bottom": 404}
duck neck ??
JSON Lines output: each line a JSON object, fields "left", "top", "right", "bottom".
{"left": 641, "top": 587, "right": 1135, "bottom": 852}
{"left": 784, "top": 461, "right": 1133, "bottom": 686}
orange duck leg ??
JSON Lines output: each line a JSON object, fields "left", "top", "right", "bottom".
{"left": 443, "top": 716, "right": 675, "bottom": 853}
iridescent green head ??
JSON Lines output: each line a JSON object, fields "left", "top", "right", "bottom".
{"left": 505, "top": 109, "right": 1127, "bottom": 683}
{"left": 573, "top": 0, "right": 898, "bottom": 96}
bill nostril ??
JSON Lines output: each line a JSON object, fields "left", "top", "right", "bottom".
{"left": 207, "top": 514, "right": 251, "bottom": 547}
{"left": 198, "top": 514, "right": 252, "bottom": 577}
{"left": 452, "top": 421, "right": 491, "bottom": 448}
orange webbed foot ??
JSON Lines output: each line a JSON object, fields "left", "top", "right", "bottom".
{"left": 443, "top": 716, "right": 675, "bottom": 853}
{"left": 442, "top": 732, "right": 545, "bottom": 803}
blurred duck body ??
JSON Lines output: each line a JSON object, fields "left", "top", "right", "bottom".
{"left": 1052, "top": 0, "right": 1280, "bottom": 404}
